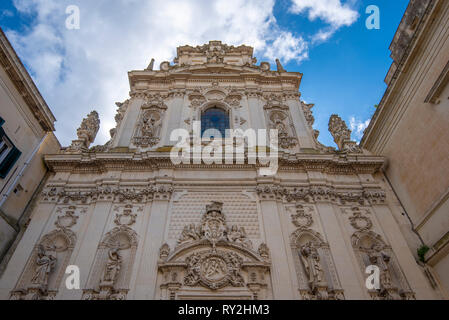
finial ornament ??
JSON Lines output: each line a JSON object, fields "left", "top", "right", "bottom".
{"left": 328, "top": 114, "right": 362, "bottom": 153}
{"left": 146, "top": 58, "right": 155, "bottom": 71}
{"left": 67, "top": 111, "right": 100, "bottom": 153}
{"left": 276, "top": 59, "right": 286, "bottom": 72}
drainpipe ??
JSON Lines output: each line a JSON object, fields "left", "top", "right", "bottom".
{"left": 0, "top": 133, "right": 48, "bottom": 209}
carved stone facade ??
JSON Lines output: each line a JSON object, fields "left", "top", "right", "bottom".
{"left": 0, "top": 41, "right": 438, "bottom": 300}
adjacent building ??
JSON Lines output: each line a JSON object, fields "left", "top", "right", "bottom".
{"left": 0, "top": 28, "right": 60, "bottom": 274}
{"left": 361, "top": 0, "right": 449, "bottom": 299}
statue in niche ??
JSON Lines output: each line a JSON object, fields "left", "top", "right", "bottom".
{"left": 133, "top": 109, "right": 163, "bottom": 147}
{"left": 101, "top": 246, "right": 122, "bottom": 285}
{"left": 380, "top": 253, "right": 393, "bottom": 289}
{"left": 31, "top": 245, "right": 57, "bottom": 287}
{"left": 368, "top": 243, "right": 393, "bottom": 290}
{"left": 300, "top": 242, "right": 326, "bottom": 287}
{"left": 141, "top": 111, "right": 161, "bottom": 138}
{"left": 270, "top": 112, "right": 288, "bottom": 136}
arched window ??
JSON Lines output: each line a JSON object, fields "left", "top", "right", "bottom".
{"left": 201, "top": 107, "right": 229, "bottom": 138}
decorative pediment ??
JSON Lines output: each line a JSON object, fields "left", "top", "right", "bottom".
{"left": 158, "top": 202, "right": 270, "bottom": 294}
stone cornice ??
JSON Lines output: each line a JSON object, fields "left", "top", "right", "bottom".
{"left": 44, "top": 151, "right": 385, "bottom": 175}
{"left": 128, "top": 65, "right": 302, "bottom": 91}
{"left": 0, "top": 27, "right": 56, "bottom": 132}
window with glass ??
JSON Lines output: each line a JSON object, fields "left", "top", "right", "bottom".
{"left": 201, "top": 107, "right": 230, "bottom": 138}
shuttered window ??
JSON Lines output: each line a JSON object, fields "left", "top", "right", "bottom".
{"left": 0, "top": 117, "right": 22, "bottom": 179}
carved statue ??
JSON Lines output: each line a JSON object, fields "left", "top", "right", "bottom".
{"left": 101, "top": 247, "right": 122, "bottom": 285}
{"left": 178, "top": 224, "right": 201, "bottom": 245}
{"left": 31, "top": 245, "right": 57, "bottom": 288}
{"left": 380, "top": 253, "right": 393, "bottom": 289}
{"left": 328, "top": 114, "right": 362, "bottom": 153}
{"left": 276, "top": 59, "right": 286, "bottom": 72}
{"left": 146, "top": 58, "right": 155, "bottom": 71}
{"left": 68, "top": 111, "right": 100, "bottom": 152}
{"left": 300, "top": 242, "right": 326, "bottom": 287}
{"left": 133, "top": 109, "right": 163, "bottom": 147}
{"left": 368, "top": 243, "right": 393, "bottom": 290}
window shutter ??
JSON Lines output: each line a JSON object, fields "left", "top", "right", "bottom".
{"left": 0, "top": 146, "right": 21, "bottom": 179}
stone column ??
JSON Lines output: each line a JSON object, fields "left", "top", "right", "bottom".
{"left": 57, "top": 200, "right": 113, "bottom": 300}
{"left": 312, "top": 195, "right": 368, "bottom": 299}
{"left": 256, "top": 184, "right": 296, "bottom": 299}
{"left": 286, "top": 99, "right": 314, "bottom": 149}
{"left": 162, "top": 92, "right": 185, "bottom": 146}
{"left": 245, "top": 92, "right": 265, "bottom": 131}
{"left": 131, "top": 186, "right": 172, "bottom": 299}
{"left": 115, "top": 97, "right": 144, "bottom": 148}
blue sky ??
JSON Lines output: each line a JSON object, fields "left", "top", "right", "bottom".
{"left": 0, "top": 0, "right": 409, "bottom": 147}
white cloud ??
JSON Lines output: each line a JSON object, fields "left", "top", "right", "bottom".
{"left": 349, "top": 116, "right": 370, "bottom": 142}
{"left": 5, "top": 0, "right": 354, "bottom": 146}
{"left": 289, "top": 0, "right": 359, "bottom": 42}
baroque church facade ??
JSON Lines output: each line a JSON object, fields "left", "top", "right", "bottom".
{"left": 0, "top": 41, "right": 437, "bottom": 300}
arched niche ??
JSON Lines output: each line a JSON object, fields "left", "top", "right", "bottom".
{"left": 11, "top": 229, "right": 77, "bottom": 300}
{"left": 351, "top": 230, "right": 415, "bottom": 300}
{"left": 290, "top": 228, "right": 344, "bottom": 300}
{"left": 82, "top": 226, "right": 138, "bottom": 300}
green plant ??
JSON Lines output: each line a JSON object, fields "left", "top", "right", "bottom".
{"left": 417, "top": 245, "right": 430, "bottom": 262}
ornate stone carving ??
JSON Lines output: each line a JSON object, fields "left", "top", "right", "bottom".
{"left": 40, "top": 184, "right": 171, "bottom": 205}
{"left": 176, "top": 202, "right": 253, "bottom": 249}
{"left": 256, "top": 185, "right": 387, "bottom": 206}
{"left": 83, "top": 225, "right": 138, "bottom": 300}
{"left": 258, "top": 243, "right": 270, "bottom": 260}
{"left": 347, "top": 207, "right": 373, "bottom": 231}
{"left": 291, "top": 229, "right": 344, "bottom": 300}
{"left": 55, "top": 207, "right": 79, "bottom": 229}
{"left": 300, "top": 242, "right": 328, "bottom": 298}
{"left": 67, "top": 111, "right": 100, "bottom": 152}
{"left": 100, "top": 246, "right": 122, "bottom": 286}
{"left": 291, "top": 204, "right": 313, "bottom": 229}
{"left": 114, "top": 205, "right": 137, "bottom": 226}
{"left": 133, "top": 102, "right": 166, "bottom": 148}
{"left": 30, "top": 245, "right": 57, "bottom": 289}
{"left": 276, "top": 59, "right": 286, "bottom": 72}
{"left": 263, "top": 100, "right": 298, "bottom": 149}
{"left": 159, "top": 243, "right": 170, "bottom": 261}
{"left": 184, "top": 250, "right": 245, "bottom": 290}
{"left": 302, "top": 102, "right": 315, "bottom": 128}
{"left": 328, "top": 114, "right": 362, "bottom": 153}
{"left": 351, "top": 231, "right": 415, "bottom": 300}
{"left": 159, "top": 201, "right": 270, "bottom": 299}
{"left": 11, "top": 228, "right": 76, "bottom": 300}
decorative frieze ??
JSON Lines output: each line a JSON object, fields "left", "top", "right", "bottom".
{"left": 256, "top": 185, "right": 385, "bottom": 206}
{"left": 66, "top": 111, "right": 100, "bottom": 153}
{"left": 41, "top": 184, "right": 173, "bottom": 204}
